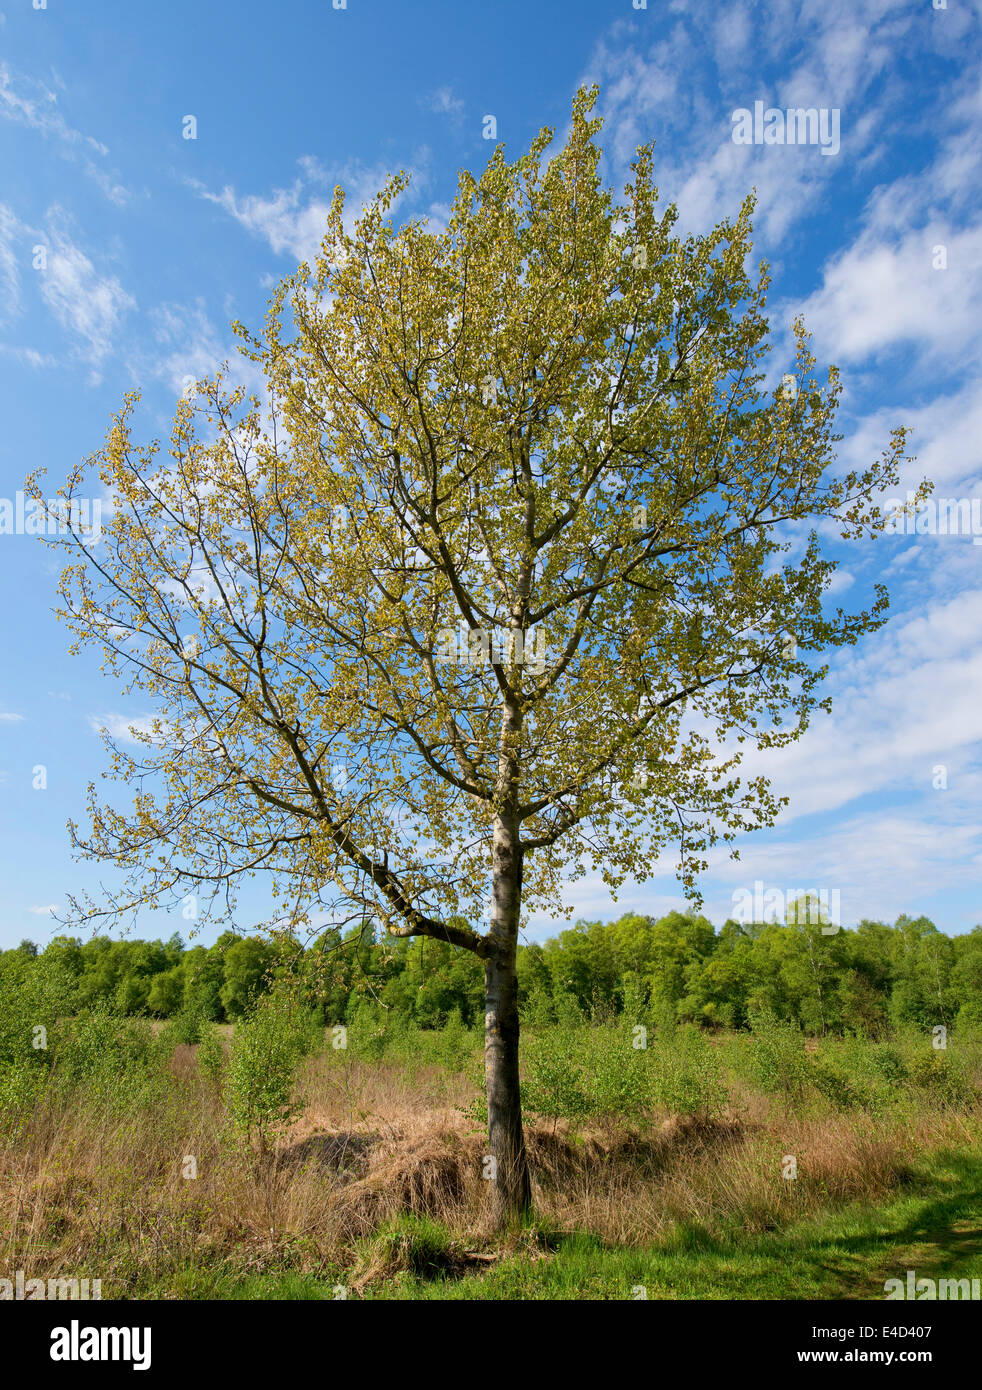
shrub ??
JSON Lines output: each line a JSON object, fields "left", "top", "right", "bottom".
{"left": 745, "top": 1009, "right": 810, "bottom": 1111}
{"left": 582, "top": 1023, "right": 651, "bottom": 1124}
{"left": 809, "top": 1057, "right": 862, "bottom": 1112}
{"left": 864, "top": 1043, "right": 909, "bottom": 1087}
{"left": 223, "top": 993, "right": 317, "bottom": 1151}
{"left": 0, "top": 952, "right": 76, "bottom": 1069}
{"left": 907, "top": 1049, "right": 976, "bottom": 1109}
{"left": 649, "top": 1022, "right": 727, "bottom": 1118}
{"left": 344, "top": 999, "right": 389, "bottom": 1062}
{"left": 435, "top": 1009, "right": 477, "bottom": 1074}
{"left": 49, "top": 1002, "right": 166, "bottom": 1113}
{"left": 196, "top": 1022, "right": 226, "bottom": 1087}
{"left": 160, "top": 1003, "right": 208, "bottom": 1048}
{"left": 0, "top": 1061, "right": 48, "bottom": 1139}
{"left": 521, "top": 1024, "right": 591, "bottom": 1129}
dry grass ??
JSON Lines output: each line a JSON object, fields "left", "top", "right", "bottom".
{"left": 5, "top": 1039, "right": 976, "bottom": 1298}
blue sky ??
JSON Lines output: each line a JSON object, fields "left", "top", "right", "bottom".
{"left": 1, "top": 0, "right": 980, "bottom": 950}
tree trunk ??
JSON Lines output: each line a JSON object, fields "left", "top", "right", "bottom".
{"left": 484, "top": 814, "right": 532, "bottom": 1224}
{"left": 484, "top": 943, "right": 531, "bottom": 1224}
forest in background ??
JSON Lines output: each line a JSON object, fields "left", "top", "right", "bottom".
{"left": 5, "top": 903, "right": 981, "bottom": 1039}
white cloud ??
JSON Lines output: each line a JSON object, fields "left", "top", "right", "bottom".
{"left": 0, "top": 62, "right": 128, "bottom": 205}
{"left": 701, "top": 808, "right": 982, "bottom": 931}
{"left": 190, "top": 153, "right": 430, "bottom": 268}
{"left": 422, "top": 87, "right": 465, "bottom": 123}
{"left": 581, "top": 0, "right": 979, "bottom": 257}
{"left": 146, "top": 299, "right": 230, "bottom": 396}
{"left": 88, "top": 712, "right": 158, "bottom": 745}
{"left": 0, "top": 202, "right": 21, "bottom": 323}
{"left": 38, "top": 208, "right": 135, "bottom": 379}
{"left": 0, "top": 342, "right": 56, "bottom": 369}
{"left": 721, "top": 585, "right": 982, "bottom": 825}
{"left": 29, "top": 904, "right": 60, "bottom": 916}
{"left": 791, "top": 221, "right": 982, "bottom": 368}
{"left": 198, "top": 180, "right": 337, "bottom": 265}
{"left": 836, "top": 376, "right": 982, "bottom": 497}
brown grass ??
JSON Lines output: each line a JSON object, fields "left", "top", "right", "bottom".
{"left": 1, "top": 1049, "right": 976, "bottom": 1295}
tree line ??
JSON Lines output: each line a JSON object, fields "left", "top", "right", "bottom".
{"left": 6, "top": 906, "right": 981, "bottom": 1037}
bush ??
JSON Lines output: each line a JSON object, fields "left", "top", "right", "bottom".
{"left": 159, "top": 1002, "right": 207, "bottom": 1049}
{"left": 521, "top": 1024, "right": 591, "bottom": 1129}
{"left": 356, "top": 1215, "right": 459, "bottom": 1285}
{"left": 0, "top": 952, "right": 76, "bottom": 1069}
{"left": 649, "top": 1022, "right": 727, "bottom": 1118}
{"left": 0, "top": 1061, "right": 48, "bottom": 1139}
{"left": 344, "top": 1000, "right": 395, "bottom": 1063}
{"left": 907, "top": 1049, "right": 975, "bottom": 1109}
{"left": 196, "top": 1022, "right": 226, "bottom": 1087}
{"left": 809, "top": 1057, "right": 863, "bottom": 1112}
{"left": 50, "top": 1002, "right": 166, "bottom": 1112}
{"left": 864, "top": 1043, "right": 909, "bottom": 1087}
{"left": 223, "top": 993, "right": 317, "bottom": 1151}
{"left": 582, "top": 1024, "right": 651, "bottom": 1124}
{"left": 745, "top": 1009, "right": 810, "bottom": 1111}
{"left": 435, "top": 1009, "right": 477, "bottom": 1074}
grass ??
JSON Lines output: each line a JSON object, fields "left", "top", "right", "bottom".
{"left": 373, "top": 1151, "right": 982, "bottom": 1300}
{"left": 3, "top": 1016, "right": 982, "bottom": 1300}
{"left": 137, "top": 1149, "right": 982, "bottom": 1300}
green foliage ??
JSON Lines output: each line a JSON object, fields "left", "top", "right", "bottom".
{"left": 521, "top": 1025, "right": 591, "bottom": 1127}
{"left": 581, "top": 1024, "right": 651, "bottom": 1123}
{"left": 649, "top": 1023, "right": 727, "bottom": 1118}
{"left": 907, "top": 1048, "right": 975, "bottom": 1109}
{"left": 220, "top": 938, "right": 275, "bottom": 1019}
{"left": 158, "top": 1001, "right": 209, "bottom": 1051}
{"left": 0, "top": 1061, "right": 48, "bottom": 1138}
{"left": 147, "top": 966, "right": 185, "bottom": 1018}
{"left": 50, "top": 1002, "right": 167, "bottom": 1113}
{"left": 809, "top": 1056, "right": 863, "bottom": 1112}
{"left": 196, "top": 1022, "right": 226, "bottom": 1087}
{"left": 0, "top": 948, "right": 76, "bottom": 1068}
{"left": 745, "top": 1008, "right": 810, "bottom": 1110}
{"left": 434, "top": 1008, "right": 474, "bottom": 1073}
{"left": 344, "top": 998, "right": 391, "bottom": 1062}
{"left": 222, "top": 993, "right": 318, "bottom": 1149}
{"left": 359, "top": 1215, "right": 458, "bottom": 1281}
{"left": 864, "top": 1044, "right": 909, "bottom": 1086}
{"left": 4, "top": 908, "right": 982, "bottom": 1050}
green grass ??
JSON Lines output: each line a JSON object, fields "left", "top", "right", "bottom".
{"left": 171, "top": 1269, "right": 351, "bottom": 1300}
{"left": 144, "top": 1148, "right": 982, "bottom": 1301}
{"left": 366, "top": 1150, "right": 982, "bottom": 1300}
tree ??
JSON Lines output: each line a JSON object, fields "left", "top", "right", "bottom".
{"left": 147, "top": 965, "right": 185, "bottom": 1018}
{"left": 541, "top": 919, "right": 621, "bottom": 1017}
{"left": 41, "top": 87, "right": 918, "bottom": 1222}
{"left": 951, "top": 927, "right": 982, "bottom": 1030}
{"left": 636, "top": 910, "right": 716, "bottom": 1020}
{"left": 181, "top": 943, "right": 225, "bottom": 1020}
{"left": 219, "top": 938, "right": 274, "bottom": 1019}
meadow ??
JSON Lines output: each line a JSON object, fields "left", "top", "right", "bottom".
{"left": 3, "top": 991, "right": 981, "bottom": 1301}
